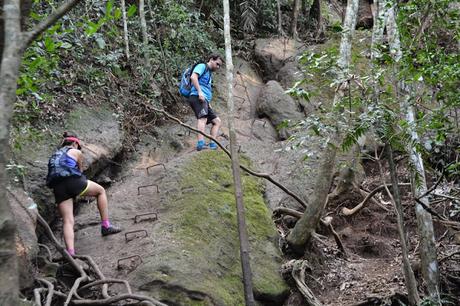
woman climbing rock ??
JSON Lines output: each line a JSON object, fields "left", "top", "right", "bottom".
{"left": 46, "top": 132, "right": 122, "bottom": 256}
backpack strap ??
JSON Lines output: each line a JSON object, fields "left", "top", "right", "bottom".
{"left": 191, "top": 63, "right": 210, "bottom": 81}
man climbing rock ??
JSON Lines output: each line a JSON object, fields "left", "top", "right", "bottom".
{"left": 187, "top": 54, "right": 223, "bottom": 151}
{"left": 46, "top": 132, "right": 122, "bottom": 256}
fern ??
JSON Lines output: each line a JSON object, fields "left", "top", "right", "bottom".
{"left": 240, "top": 0, "right": 258, "bottom": 33}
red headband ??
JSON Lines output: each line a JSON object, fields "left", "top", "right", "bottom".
{"left": 65, "top": 137, "right": 81, "bottom": 147}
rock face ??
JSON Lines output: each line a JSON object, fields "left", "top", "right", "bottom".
{"left": 256, "top": 81, "right": 304, "bottom": 140}
{"left": 15, "top": 105, "right": 123, "bottom": 222}
{"left": 10, "top": 105, "right": 123, "bottom": 290}
{"left": 254, "top": 38, "right": 305, "bottom": 80}
{"left": 74, "top": 151, "right": 289, "bottom": 306}
{"left": 136, "top": 153, "right": 289, "bottom": 305}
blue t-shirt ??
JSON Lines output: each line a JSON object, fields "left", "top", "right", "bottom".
{"left": 190, "top": 63, "right": 212, "bottom": 102}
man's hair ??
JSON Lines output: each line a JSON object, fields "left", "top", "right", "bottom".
{"left": 208, "top": 54, "right": 223, "bottom": 63}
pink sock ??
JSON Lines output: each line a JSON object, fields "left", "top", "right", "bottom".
{"left": 101, "top": 220, "right": 111, "bottom": 228}
{"left": 67, "top": 249, "right": 75, "bottom": 256}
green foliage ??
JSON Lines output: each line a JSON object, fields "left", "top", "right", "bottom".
{"left": 153, "top": 0, "right": 220, "bottom": 73}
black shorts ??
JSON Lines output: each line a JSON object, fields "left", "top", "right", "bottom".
{"left": 187, "top": 95, "right": 218, "bottom": 125}
{"left": 52, "top": 175, "right": 88, "bottom": 204}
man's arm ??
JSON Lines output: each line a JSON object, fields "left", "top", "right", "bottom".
{"left": 190, "top": 72, "right": 205, "bottom": 103}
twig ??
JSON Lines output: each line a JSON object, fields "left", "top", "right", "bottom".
{"left": 439, "top": 251, "right": 460, "bottom": 263}
{"left": 416, "top": 169, "right": 445, "bottom": 200}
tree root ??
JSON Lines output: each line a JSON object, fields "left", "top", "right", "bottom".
{"left": 6, "top": 187, "right": 164, "bottom": 305}
{"left": 341, "top": 183, "right": 410, "bottom": 216}
{"left": 34, "top": 211, "right": 166, "bottom": 306}
{"left": 36, "top": 278, "right": 54, "bottom": 306}
{"left": 281, "top": 260, "right": 322, "bottom": 306}
{"left": 274, "top": 208, "right": 347, "bottom": 256}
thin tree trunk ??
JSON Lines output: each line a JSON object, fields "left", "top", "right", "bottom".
{"left": 139, "top": 0, "right": 150, "bottom": 67}
{"left": 384, "top": 145, "right": 421, "bottom": 305}
{"left": 370, "top": 3, "right": 420, "bottom": 303}
{"left": 276, "top": 0, "right": 283, "bottom": 35}
{"left": 291, "top": 0, "right": 301, "bottom": 39}
{"left": 386, "top": 5, "right": 440, "bottom": 300}
{"left": 120, "top": 0, "right": 130, "bottom": 60}
{"left": 223, "top": 0, "right": 255, "bottom": 305}
{"left": 309, "top": 0, "right": 322, "bottom": 38}
{"left": 287, "top": 0, "right": 360, "bottom": 251}
{"left": 0, "top": 0, "right": 81, "bottom": 303}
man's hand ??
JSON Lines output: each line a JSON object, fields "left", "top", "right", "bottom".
{"left": 198, "top": 92, "right": 206, "bottom": 103}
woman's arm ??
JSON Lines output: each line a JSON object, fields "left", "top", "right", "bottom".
{"left": 68, "top": 149, "right": 83, "bottom": 171}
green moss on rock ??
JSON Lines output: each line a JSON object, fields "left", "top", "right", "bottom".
{"left": 143, "top": 151, "right": 288, "bottom": 305}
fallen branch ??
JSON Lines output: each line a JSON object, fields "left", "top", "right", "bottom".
{"left": 341, "top": 183, "right": 410, "bottom": 216}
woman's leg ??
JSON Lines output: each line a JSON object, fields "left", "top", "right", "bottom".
{"left": 81, "top": 180, "right": 109, "bottom": 221}
{"left": 58, "top": 199, "right": 75, "bottom": 254}
{"left": 80, "top": 180, "right": 121, "bottom": 235}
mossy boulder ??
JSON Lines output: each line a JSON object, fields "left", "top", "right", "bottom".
{"left": 131, "top": 151, "right": 289, "bottom": 305}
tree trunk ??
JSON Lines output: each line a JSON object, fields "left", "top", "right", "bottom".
{"left": 139, "top": 0, "right": 150, "bottom": 67}
{"left": 309, "top": 0, "right": 322, "bottom": 38}
{"left": 287, "top": 0, "right": 360, "bottom": 252}
{"left": 1, "top": 0, "right": 81, "bottom": 302}
{"left": 276, "top": 0, "right": 283, "bottom": 35}
{"left": 370, "top": 3, "right": 420, "bottom": 303}
{"left": 386, "top": 5, "right": 440, "bottom": 300}
{"left": 223, "top": 0, "right": 255, "bottom": 305}
{"left": 291, "top": 0, "right": 301, "bottom": 39}
{"left": 0, "top": 1, "right": 22, "bottom": 303}
{"left": 385, "top": 145, "right": 421, "bottom": 305}
{"left": 121, "top": 0, "right": 130, "bottom": 60}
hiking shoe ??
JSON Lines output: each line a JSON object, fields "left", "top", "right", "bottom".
{"left": 209, "top": 142, "right": 218, "bottom": 150}
{"left": 101, "top": 225, "right": 122, "bottom": 236}
{"left": 196, "top": 140, "right": 207, "bottom": 151}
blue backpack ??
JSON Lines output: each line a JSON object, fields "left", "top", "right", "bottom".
{"left": 179, "top": 63, "right": 209, "bottom": 97}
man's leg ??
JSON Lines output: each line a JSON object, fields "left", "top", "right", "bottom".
{"left": 197, "top": 117, "right": 207, "bottom": 142}
{"left": 210, "top": 117, "right": 221, "bottom": 139}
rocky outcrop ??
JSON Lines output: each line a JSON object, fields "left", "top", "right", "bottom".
{"left": 256, "top": 80, "right": 304, "bottom": 140}
{"left": 74, "top": 151, "right": 289, "bottom": 306}
{"left": 254, "top": 38, "right": 305, "bottom": 80}
{"left": 10, "top": 104, "right": 123, "bottom": 290}
{"left": 15, "top": 105, "right": 123, "bottom": 221}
